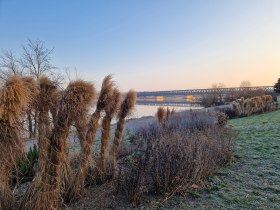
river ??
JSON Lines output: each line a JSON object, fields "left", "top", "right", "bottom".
{"left": 129, "top": 104, "right": 201, "bottom": 119}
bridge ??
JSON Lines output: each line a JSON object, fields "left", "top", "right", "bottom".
{"left": 137, "top": 86, "right": 274, "bottom": 105}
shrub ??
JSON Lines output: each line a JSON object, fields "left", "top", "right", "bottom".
{"left": 117, "top": 111, "right": 234, "bottom": 203}
{"left": 150, "top": 129, "right": 232, "bottom": 194}
{"left": 16, "top": 145, "right": 39, "bottom": 182}
{"left": 214, "top": 112, "right": 229, "bottom": 127}
{"left": 232, "top": 95, "right": 274, "bottom": 117}
{"left": 274, "top": 78, "right": 280, "bottom": 94}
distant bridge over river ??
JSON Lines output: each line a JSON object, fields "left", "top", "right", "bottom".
{"left": 137, "top": 86, "right": 274, "bottom": 105}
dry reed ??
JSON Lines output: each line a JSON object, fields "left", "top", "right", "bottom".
{"left": 110, "top": 90, "right": 136, "bottom": 169}
{"left": 156, "top": 107, "right": 166, "bottom": 125}
{"left": 22, "top": 76, "right": 39, "bottom": 138}
{"left": 98, "top": 88, "right": 121, "bottom": 178}
{"left": 232, "top": 95, "right": 274, "bottom": 117}
{"left": 19, "top": 80, "right": 95, "bottom": 210}
{"left": 73, "top": 81, "right": 96, "bottom": 151}
{"left": 36, "top": 76, "right": 58, "bottom": 173}
{"left": 65, "top": 75, "right": 114, "bottom": 202}
{"left": 0, "top": 76, "right": 31, "bottom": 210}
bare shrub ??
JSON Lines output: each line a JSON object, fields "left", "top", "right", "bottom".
{"left": 166, "top": 111, "right": 217, "bottom": 132}
{"left": 117, "top": 112, "right": 234, "bottom": 204}
{"left": 117, "top": 158, "right": 148, "bottom": 205}
{"left": 214, "top": 111, "right": 229, "bottom": 127}
{"left": 149, "top": 129, "right": 232, "bottom": 194}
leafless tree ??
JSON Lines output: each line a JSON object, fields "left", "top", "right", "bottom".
{"left": 240, "top": 80, "right": 252, "bottom": 88}
{"left": 212, "top": 83, "right": 226, "bottom": 104}
{"left": 1, "top": 39, "right": 63, "bottom": 138}
{"left": 201, "top": 83, "right": 226, "bottom": 107}
{"left": 0, "top": 50, "right": 24, "bottom": 81}
{"left": 20, "top": 39, "right": 56, "bottom": 79}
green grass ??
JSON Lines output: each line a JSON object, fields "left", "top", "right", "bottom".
{"left": 146, "top": 110, "right": 280, "bottom": 210}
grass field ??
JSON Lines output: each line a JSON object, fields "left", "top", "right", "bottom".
{"left": 146, "top": 110, "right": 280, "bottom": 210}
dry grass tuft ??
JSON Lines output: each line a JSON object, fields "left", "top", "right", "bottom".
{"left": 98, "top": 88, "right": 121, "bottom": 180}
{"left": 72, "top": 80, "right": 96, "bottom": 150}
{"left": 110, "top": 90, "right": 136, "bottom": 169}
{"left": 232, "top": 95, "right": 275, "bottom": 117}
{"left": 156, "top": 107, "right": 166, "bottom": 124}
{"left": 21, "top": 76, "right": 39, "bottom": 104}
{"left": 36, "top": 76, "right": 59, "bottom": 174}
{"left": 65, "top": 80, "right": 96, "bottom": 120}
{"left": 36, "top": 76, "right": 58, "bottom": 110}
{"left": 96, "top": 75, "right": 114, "bottom": 112}
{"left": 65, "top": 75, "right": 114, "bottom": 202}
{"left": 0, "top": 76, "right": 31, "bottom": 124}
{"left": 20, "top": 79, "right": 95, "bottom": 210}
{"left": 156, "top": 107, "right": 174, "bottom": 125}
{"left": 0, "top": 76, "right": 31, "bottom": 210}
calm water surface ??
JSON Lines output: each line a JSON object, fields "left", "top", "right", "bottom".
{"left": 129, "top": 104, "right": 201, "bottom": 119}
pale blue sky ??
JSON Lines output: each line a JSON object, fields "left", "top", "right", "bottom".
{"left": 0, "top": 0, "right": 279, "bottom": 91}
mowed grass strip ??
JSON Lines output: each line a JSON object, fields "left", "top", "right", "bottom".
{"left": 148, "top": 110, "right": 280, "bottom": 210}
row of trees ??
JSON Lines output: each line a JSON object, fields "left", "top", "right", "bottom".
{"left": 201, "top": 80, "right": 278, "bottom": 108}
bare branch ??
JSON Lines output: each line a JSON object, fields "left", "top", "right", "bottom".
{"left": 20, "top": 39, "right": 56, "bottom": 78}
{"left": 0, "top": 50, "right": 24, "bottom": 81}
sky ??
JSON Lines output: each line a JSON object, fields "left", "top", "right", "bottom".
{"left": 0, "top": 0, "right": 279, "bottom": 91}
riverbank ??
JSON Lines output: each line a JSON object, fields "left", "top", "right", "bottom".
{"left": 143, "top": 109, "right": 280, "bottom": 209}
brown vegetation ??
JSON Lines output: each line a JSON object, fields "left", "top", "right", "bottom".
{"left": 0, "top": 73, "right": 240, "bottom": 210}
{"left": 0, "top": 76, "right": 31, "bottom": 210}
{"left": 156, "top": 107, "right": 166, "bottom": 124}
{"left": 232, "top": 95, "right": 274, "bottom": 117}
{"left": 156, "top": 107, "right": 174, "bottom": 125}
{"left": 116, "top": 111, "right": 234, "bottom": 205}
{"left": 98, "top": 88, "right": 121, "bottom": 179}
{"left": 36, "top": 76, "right": 58, "bottom": 173}
{"left": 65, "top": 75, "right": 115, "bottom": 201}
{"left": 110, "top": 90, "right": 136, "bottom": 169}
{"left": 19, "top": 80, "right": 95, "bottom": 210}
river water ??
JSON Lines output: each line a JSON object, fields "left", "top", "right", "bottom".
{"left": 24, "top": 103, "right": 200, "bottom": 151}
{"left": 129, "top": 104, "right": 201, "bottom": 119}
